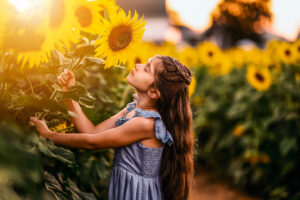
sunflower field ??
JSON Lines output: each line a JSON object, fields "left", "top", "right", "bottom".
{"left": 0, "top": 0, "right": 300, "bottom": 199}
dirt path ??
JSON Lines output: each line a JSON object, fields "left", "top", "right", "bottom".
{"left": 189, "top": 165, "right": 261, "bottom": 200}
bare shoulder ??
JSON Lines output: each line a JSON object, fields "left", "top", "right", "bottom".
{"left": 132, "top": 117, "right": 155, "bottom": 131}
{"left": 119, "top": 117, "right": 155, "bottom": 138}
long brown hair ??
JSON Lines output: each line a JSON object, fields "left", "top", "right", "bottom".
{"left": 151, "top": 55, "right": 196, "bottom": 200}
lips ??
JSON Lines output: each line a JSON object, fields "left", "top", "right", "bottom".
{"left": 130, "top": 70, "right": 134, "bottom": 75}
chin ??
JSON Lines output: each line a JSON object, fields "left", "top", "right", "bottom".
{"left": 126, "top": 76, "right": 133, "bottom": 85}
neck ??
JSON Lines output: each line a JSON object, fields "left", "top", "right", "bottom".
{"left": 135, "top": 92, "right": 157, "bottom": 112}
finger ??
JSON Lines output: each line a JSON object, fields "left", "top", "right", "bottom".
{"left": 57, "top": 78, "right": 64, "bottom": 86}
{"left": 30, "top": 116, "right": 38, "bottom": 122}
{"left": 59, "top": 78, "right": 67, "bottom": 86}
{"left": 68, "top": 71, "right": 74, "bottom": 78}
{"left": 57, "top": 78, "right": 63, "bottom": 86}
{"left": 28, "top": 121, "right": 35, "bottom": 126}
{"left": 58, "top": 75, "right": 65, "bottom": 83}
{"left": 62, "top": 73, "right": 69, "bottom": 81}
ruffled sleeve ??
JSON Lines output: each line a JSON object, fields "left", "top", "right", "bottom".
{"left": 125, "top": 101, "right": 137, "bottom": 114}
{"left": 135, "top": 108, "right": 174, "bottom": 147}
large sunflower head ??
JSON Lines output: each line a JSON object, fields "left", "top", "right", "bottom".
{"left": 246, "top": 65, "right": 272, "bottom": 92}
{"left": 5, "top": 28, "right": 49, "bottom": 69}
{"left": 94, "top": 9, "right": 146, "bottom": 69}
{"left": 73, "top": 0, "right": 103, "bottom": 33}
{"left": 8, "top": 0, "right": 79, "bottom": 68}
{"left": 43, "top": 0, "right": 80, "bottom": 50}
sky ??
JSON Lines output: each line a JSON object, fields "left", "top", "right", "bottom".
{"left": 166, "top": 0, "right": 300, "bottom": 41}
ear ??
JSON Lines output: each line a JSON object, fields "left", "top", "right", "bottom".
{"left": 147, "top": 87, "right": 160, "bottom": 100}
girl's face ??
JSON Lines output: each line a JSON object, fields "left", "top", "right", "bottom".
{"left": 126, "top": 56, "right": 161, "bottom": 93}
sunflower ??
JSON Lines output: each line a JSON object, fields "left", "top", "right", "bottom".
{"left": 157, "top": 41, "right": 178, "bottom": 58}
{"left": 292, "top": 39, "right": 300, "bottom": 63}
{"left": 277, "top": 42, "right": 297, "bottom": 65}
{"left": 97, "top": 0, "right": 120, "bottom": 20}
{"left": 178, "top": 46, "right": 199, "bottom": 68}
{"left": 7, "top": 0, "right": 80, "bottom": 68}
{"left": 244, "top": 151, "right": 259, "bottom": 165}
{"left": 73, "top": 0, "right": 103, "bottom": 33}
{"left": 267, "top": 61, "right": 281, "bottom": 75}
{"left": 189, "top": 75, "right": 196, "bottom": 97}
{"left": 208, "top": 53, "right": 232, "bottom": 76}
{"left": 42, "top": 0, "right": 80, "bottom": 51}
{"left": 225, "top": 47, "right": 245, "bottom": 68}
{"left": 94, "top": 9, "right": 146, "bottom": 69}
{"left": 126, "top": 44, "right": 148, "bottom": 69}
{"left": 50, "top": 122, "right": 66, "bottom": 133}
{"left": 233, "top": 124, "right": 245, "bottom": 137}
{"left": 246, "top": 65, "right": 272, "bottom": 92}
{"left": 197, "top": 41, "right": 222, "bottom": 67}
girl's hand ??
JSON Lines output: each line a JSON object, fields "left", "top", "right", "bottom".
{"left": 57, "top": 68, "right": 75, "bottom": 91}
{"left": 28, "top": 116, "right": 52, "bottom": 138}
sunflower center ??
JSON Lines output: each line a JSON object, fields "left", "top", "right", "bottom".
{"left": 208, "top": 51, "right": 214, "bottom": 57}
{"left": 268, "top": 64, "right": 275, "bottom": 70}
{"left": 100, "top": 10, "right": 105, "bottom": 18}
{"left": 75, "top": 6, "right": 92, "bottom": 27}
{"left": 255, "top": 72, "right": 265, "bottom": 82}
{"left": 50, "top": 0, "right": 65, "bottom": 28}
{"left": 108, "top": 25, "right": 132, "bottom": 51}
{"left": 297, "top": 46, "right": 300, "bottom": 52}
{"left": 135, "top": 57, "right": 142, "bottom": 64}
{"left": 284, "top": 49, "right": 291, "bottom": 57}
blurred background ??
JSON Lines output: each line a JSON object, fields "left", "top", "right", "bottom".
{"left": 0, "top": 0, "right": 300, "bottom": 200}
{"left": 117, "top": 0, "right": 299, "bottom": 47}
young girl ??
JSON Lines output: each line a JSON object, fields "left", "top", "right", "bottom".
{"left": 28, "top": 55, "right": 195, "bottom": 200}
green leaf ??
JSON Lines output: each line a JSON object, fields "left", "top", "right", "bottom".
{"left": 279, "top": 138, "right": 296, "bottom": 156}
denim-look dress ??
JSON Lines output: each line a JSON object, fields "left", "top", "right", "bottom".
{"left": 108, "top": 101, "right": 174, "bottom": 200}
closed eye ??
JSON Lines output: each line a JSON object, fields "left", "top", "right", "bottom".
{"left": 145, "top": 63, "right": 150, "bottom": 72}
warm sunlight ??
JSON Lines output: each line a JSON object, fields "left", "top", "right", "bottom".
{"left": 9, "top": 0, "right": 42, "bottom": 12}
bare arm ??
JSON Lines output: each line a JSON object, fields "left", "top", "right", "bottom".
{"left": 63, "top": 98, "right": 96, "bottom": 133}
{"left": 46, "top": 117, "right": 154, "bottom": 149}
{"left": 63, "top": 98, "right": 127, "bottom": 134}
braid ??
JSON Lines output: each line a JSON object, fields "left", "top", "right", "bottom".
{"left": 156, "top": 55, "right": 192, "bottom": 86}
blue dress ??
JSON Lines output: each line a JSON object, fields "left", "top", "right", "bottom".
{"left": 108, "top": 101, "right": 174, "bottom": 200}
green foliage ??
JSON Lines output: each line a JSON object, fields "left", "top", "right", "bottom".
{"left": 0, "top": 35, "right": 131, "bottom": 199}
{"left": 191, "top": 64, "right": 300, "bottom": 199}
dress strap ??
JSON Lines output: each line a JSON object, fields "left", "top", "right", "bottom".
{"left": 125, "top": 101, "right": 137, "bottom": 115}
{"left": 134, "top": 108, "right": 174, "bottom": 147}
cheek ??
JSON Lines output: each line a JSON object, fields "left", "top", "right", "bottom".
{"left": 135, "top": 76, "right": 153, "bottom": 89}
